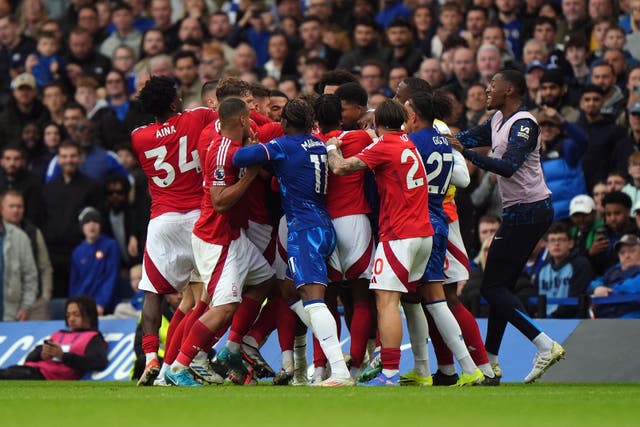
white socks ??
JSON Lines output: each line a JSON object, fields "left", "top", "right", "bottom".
{"left": 426, "top": 301, "right": 476, "bottom": 375}
{"left": 282, "top": 350, "right": 294, "bottom": 372}
{"left": 533, "top": 333, "right": 553, "bottom": 353}
{"left": 294, "top": 334, "right": 307, "bottom": 371}
{"left": 290, "top": 300, "right": 312, "bottom": 328}
{"left": 226, "top": 340, "right": 241, "bottom": 353}
{"left": 402, "top": 302, "right": 430, "bottom": 377}
{"left": 304, "top": 301, "right": 350, "bottom": 378}
{"left": 193, "top": 350, "right": 208, "bottom": 363}
{"left": 488, "top": 352, "right": 499, "bottom": 364}
{"left": 145, "top": 352, "right": 158, "bottom": 364}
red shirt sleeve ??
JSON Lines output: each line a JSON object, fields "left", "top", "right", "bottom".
{"left": 355, "top": 139, "right": 384, "bottom": 170}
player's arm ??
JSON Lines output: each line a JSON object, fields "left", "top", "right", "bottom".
{"left": 450, "top": 150, "right": 470, "bottom": 188}
{"left": 449, "top": 116, "right": 493, "bottom": 148}
{"left": 455, "top": 118, "right": 539, "bottom": 178}
{"left": 210, "top": 165, "right": 260, "bottom": 213}
{"left": 233, "top": 142, "right": 282, "bottom": 167}
{"left": 326, "top": 137, "right": 368, "bottom": 176}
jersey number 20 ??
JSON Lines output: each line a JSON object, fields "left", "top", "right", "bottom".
{"left": 144, "top": 136, "right": 201, "bottom": 188}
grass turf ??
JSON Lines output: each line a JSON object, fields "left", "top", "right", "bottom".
{"left": 0, "top": 382, "right": 637, "bottom": 427}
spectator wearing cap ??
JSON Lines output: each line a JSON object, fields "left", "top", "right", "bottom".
{"left": 590, "top": 191, "right": 638, "bottom": 275}
{"left": 381, "top": 18, "right": 423, "bottom": 75}
{"left": 0, "top": 73, "right": 50, "bottom": 147}
{"left": 622, "top": 152, "right": 640, "bottom": 211}
{"left": 539, "top": 105, "right": 589, "bottom": 220}
{"left": 537, "top": 222, "right": 593, "bottom": 318}
{"left": 577, "top": 84, "right": 629, "bottom": 190}
{"left": 569, "top": 194, "right": 605, "bottom": 258}
{"left": 69, "top": 207, "right": 120, "bottom": 316}
{"left": 589, "top": 233, "right": 640, "bottom": 318}
{"left": 525, "top": 60, "right": 546, "bottom": 109}
{"left": 531, "top": 69, "right": 580, "bottom": 123}
{"left": 0, "top": 14, "right": 37, "bottom": 102}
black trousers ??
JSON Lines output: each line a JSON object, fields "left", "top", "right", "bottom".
{"left": 0, "top": 365, "right": 46, "bottom": 380}
{"left": 481, "top": 198, "right": 554, "bottom": 355}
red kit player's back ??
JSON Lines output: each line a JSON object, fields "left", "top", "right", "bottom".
{"left": 132, "top": 107, "right": 215, "bottom": 218}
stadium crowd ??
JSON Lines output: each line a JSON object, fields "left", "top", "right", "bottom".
{"left": 2, "top": 0, "right": 640, "bottom": 386}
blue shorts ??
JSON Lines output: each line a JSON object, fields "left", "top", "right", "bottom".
{"left": 287, "top": 226, "right": 336, "bottom": 288}
{"left": 422, "top": 217, "right": 448, "bottom": 282}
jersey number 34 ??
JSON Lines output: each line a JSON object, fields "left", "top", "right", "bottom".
{"left": 144, "top": 136, "right": 201, "bottom": 188}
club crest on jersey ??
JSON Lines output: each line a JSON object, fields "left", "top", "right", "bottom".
{"left": 156, "top": 125, "right": 176, "bottom": 138}
{"left": 214, "top": 166, "right": 225, "bottom": 180}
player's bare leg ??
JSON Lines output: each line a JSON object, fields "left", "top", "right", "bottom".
{"left": 138, "top": 291, "right": 164, "bottom": 386}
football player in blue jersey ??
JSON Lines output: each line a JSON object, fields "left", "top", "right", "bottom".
{"left": 233, "top": 99, "right": 353, "bottom": 386}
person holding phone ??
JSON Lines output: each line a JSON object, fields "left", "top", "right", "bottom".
{"left": 0, "top": 295, "right": 108, "bottom": 380}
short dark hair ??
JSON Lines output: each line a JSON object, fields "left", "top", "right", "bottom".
{"left": 319, "top": 70, "right": 357, "bottom": 93}
{"left": 402, "top": 77, "right": 432, "bottom": 94}
{"left": 387, "top": 17, "right": 412, "bottom": 31}
{"left": 353, "top": 17, "right": 379, "bottom": 33}
{"left": 581, "top": 83, "right": 605, "bottom": 97}
{"left": 63, "top": 102, "right": 87, "bottom": 116}
{"left": 300, "top": 15, "right": 322, "bottom": 26}
{"left": 602, "top": 191, "right": 632, "bottom": 210}
{"left": 269, "top": 90, "right": 288, "bottom": 100}
{"left": 173, "top": 50, "right": 199, "bottom": 67}
{"left": 534, "top": 16, "right": 557, "bottom": 32}
{"left": 218, "top": 98, "right": 249, "bottom": 127}
{"left": 374, "top": 99, "right": 407, "bottom": 130}
{"left": 335, "top": 82, "right": 368, "bottom": 107}
{"left": 546, "top": 222, "right": 571, "bottom": 239}
{"left": 479, "top": 214, "right": 502, "bottom": 225}
{"left": 592, "top": 61, "right": 615, "bottom": 75}
{"left": 58, "top": 139, "right": 82, "bottom": 153}
{"left": 201, "top": 79, "right": 219, "bottom": 99}
{"left": 137, "top": 76, "right": 177, "bottom": 117}
{"left": 1, "top": 144, "right": 25, "bottom": 157}
{"left": 467, "top": 5, "right": 488, "bottom": 19}
{"left": 498, "top": 69, "right": 527, "bottom": 97}
{"left": 112, "top": 1, "right": 133, "bottom": 13}
{"left": 250, "top": 82, "right": 270, "bottom": 98}
{"left": 104, "top": 173, "right": 131, "bottom": 194}
{"left": 314, "top": 94, "right": 342, "bottom": 129}
{"left": 281, "top": 99, "right": 315, "bottom": 133}
{"left": 408, "top": 90, "right": 452, "bottom": 123}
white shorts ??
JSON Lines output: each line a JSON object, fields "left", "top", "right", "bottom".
{"left": 370, "top": 237, "right": 432, "bottom": 293}
{"left": 273, "top": 215, "right": 289, "bottom": 280}
{"left": 444, "top": 220, "right": 470, "bottom": 285}
{"left": 139, "top": 210, "right": 200, "bottom": 295}
{"left": 328, "top": 214, "right": 374, "bottom": 282}
{"left": 246, "top": 220, "right": 276, "bottom": 263}
{"left": 192, "top": 229, "right": 274, "bottom": 307}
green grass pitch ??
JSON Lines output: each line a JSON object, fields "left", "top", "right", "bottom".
{"left": 0, "top": 382, "right": 637, "bottom": 427}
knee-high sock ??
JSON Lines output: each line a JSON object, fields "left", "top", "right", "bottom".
{"left": 180, "top": 301, "right": 209, "bottom": 347}
{"left": 165, "top": 309, "right": 186, "bottom": 349}
{"left": 425, "top": 308, "right": 454, "bottom": 367}
{"left": 290, "top": 299, "right": 311, "bottom": 328}
{"left": 349, "top": 300, "right": 372, "bottom": 368}
{"left": 304, "top": 300, "right": 349, "bottom": 378}
{"left": 164, "top": 312, "right": 188, "bottom": 365}
{"left": 451, "top": 302, "right": 489, "bottom": 366}
{"left": 228, "top": 297, "right": 262, "bottom": 350}
{"left": 174, "top": 320, "right": 214, "bottom": 370}
{"left": 402, "top": 301, "right": 429, "bottom": 377}
{"left": 313, "top": 336, "right": 327, "bottom": 368}
{"left": 425, "top": 300, "right": 476, "bottom": 375}
{"left": 245, "top": 297, "right": 278, "bottom": 346}
{"left": 275, "top": 296, "right": 296, "bottom": 352}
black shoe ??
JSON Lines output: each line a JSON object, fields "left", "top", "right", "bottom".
{"left": 480, "top": 375, "right": 501, "bottom": 386}
{"left": 432, "top": 370, "right": 459, "bottom": 386}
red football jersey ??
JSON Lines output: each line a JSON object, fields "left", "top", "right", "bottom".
{"left": 132, "top": 107, "right": 215, "bottom": 219}
{"left": 316, "top": 129, "right": 372, "bottom": 219}
{"left": 355, "top": 131, "right": 433, "bottom": 241}
{"left": 192, "top": 134, "right": 248, "bottom": 245}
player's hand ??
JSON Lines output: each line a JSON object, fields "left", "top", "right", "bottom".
{"left": 591, "top": 286, "right": 612, "bottom": 298}
{"left": 446, "top": 135, "right": 464, "bottom": 152}
{"left": 15, "top": 309, "right": 28, "bottom": 321}
{"left": 326, "top": 137, "right": 342, "bottom": 149}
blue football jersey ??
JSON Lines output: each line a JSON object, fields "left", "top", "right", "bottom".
{"left": 234, "top": 134, "right": 332, "bottom": 232}
{"left": 409, "top": 127, "right": 453, "bottom": 227}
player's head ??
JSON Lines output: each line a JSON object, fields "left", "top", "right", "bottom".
{"left": 218, "top": 97, "right": 251, "bottom": 140}
{"left": 137, "top": 76, "right": 180, "bottom": 119}
{"left": 374, "top": 99, "right": 407, "bottom": 135}
{"left": 335, "top": 82, "right": 368, "bottom": 129}
{"left": 486, "top": 69, "right": 526, "bottom": 109}
{"left": 215, "top": 77, "right": 254, "bottom": 107}
{"left": 201, "top": 79, "right": 219, "bottom": 110}
{"left": 319, "top": 69, "right": 358, "bottom": 94}
{"left": 314, "top": 94, "right": 342, "bottom": 132}
{"left": 395, "top": 77, "right": 432, "bottom": 104}
{"left": 404, "top": 90, "right": 452, "bottom": 133}
{"left": 281, "top": 99, "right": 315, "bottom": 135}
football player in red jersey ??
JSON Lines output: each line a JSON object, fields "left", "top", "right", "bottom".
{"left": 131, "top": 77, "right": 215, "bottom": 385}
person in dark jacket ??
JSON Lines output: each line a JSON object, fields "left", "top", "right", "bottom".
{"left": 537, "top": 222, "right": 593, "bottom": 318}
{"left": 0, "top": 145, "right": 45, "bottom": 227}
{"left": 0, "top": 295, "right": 108, "bottom": 380}
{"left": 577, "top": 84, "right": 629, "bottom": 190}
{"left": 0, "top": 73, "right": 50, "bottom": 146}
{"left": 539, "top": 106, "right": 589, "bottom": 220}
{"left": 336, "top": 18, "right": 387, "bottom": 73}
{"left": 42, "top": 140, "right": 101, "bottom": 298}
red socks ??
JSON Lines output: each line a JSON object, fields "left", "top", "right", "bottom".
{"left": 228, "top": 297, "right": 262, "bottom": 344}
{"left": 381, "top": 347, "right": 401, "bottom": 371}
{"left": 451, "top": 302, "right": 489, "bottom": 366}
{"left": 176, "top": 320, "right": 214, "bottom": 367}
{"left": 165, "top": 309, "right": 186, "bottom": 349}
{"left": 349, "top": 300, "right": 372, "bottom": 368}
{"left": 275, "top": 296, "right": 295, "bottom": 352}
{"left": 180, "top": 301, "right": 209, "bottom": 346}
{"left": 142, "top": 334, "right": 159, "bottom": 355}
{"left": 246, "top": 297, "right": 278, "bottom": 345}
{"left": 164, "top": 314, "right": 187, "bottom": 365}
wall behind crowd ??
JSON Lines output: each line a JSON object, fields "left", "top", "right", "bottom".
{"left": 2, "top": 0, "right": 640, "bottom": 321}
